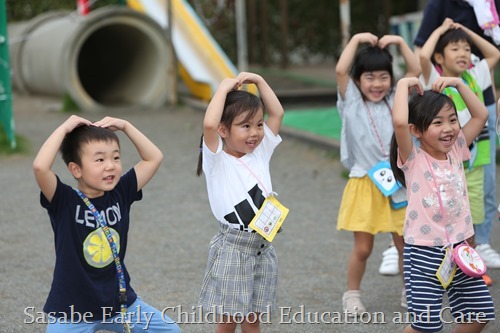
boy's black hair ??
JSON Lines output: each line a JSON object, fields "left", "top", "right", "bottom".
{"left": 350, "top": 45, "right": 394, "bottom": 85}
{"left": 196, "top": 90, "right": 264, "bottom": 176}
{"left": 390, "top": 91, "right": 456, "bottom": 186}
{"left": 60, "top": 125, "right": 120, "bottom": 166}
{"left": 433, "top": 28, "right": 473, "bottom": 64}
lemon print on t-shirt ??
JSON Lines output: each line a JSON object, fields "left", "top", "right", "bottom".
{"left": 83, "top": 228, "right": 120, "bottom": 268}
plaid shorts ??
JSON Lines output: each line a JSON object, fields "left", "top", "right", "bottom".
{"left": 198, "top": 224, "right": 278, "bottom": 317}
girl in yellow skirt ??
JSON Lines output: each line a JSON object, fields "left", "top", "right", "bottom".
{"left": 335, "top": 32, "right": 421, "bottom": 316}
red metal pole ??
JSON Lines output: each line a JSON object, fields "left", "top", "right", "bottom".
{"left": 77, "top": 0, "right": 90, "bottom": 15}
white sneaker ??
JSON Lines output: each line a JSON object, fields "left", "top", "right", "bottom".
{"left": 379, "top": 246, "right": 399, "bottom": 275}
{"left": 476, "top": 244, "right": 500, "bottom": 269}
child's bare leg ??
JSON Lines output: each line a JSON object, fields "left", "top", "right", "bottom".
{"left": 391, "top": 232, "right": 405, "bottom": 280}
{"left": 467, "top": 234, "right": 476, "bottom": 248}
{"left": 347, "top": 232, "right": 374, "bottom": 290}
{"left": 453, "top": 321, "right": 488, "bottom": 333}
{"left": 216, "top": 315, "right": 237, "bottom": 333}
{"left": 403, "top": 325, "right": 422, "bottom": 332}
{"left": 241, "top": 313, "right": 260, "bottom": 333}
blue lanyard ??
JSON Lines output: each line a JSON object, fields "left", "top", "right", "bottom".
{"left": 74, "top": 189, "right": 130, "bottom": 333}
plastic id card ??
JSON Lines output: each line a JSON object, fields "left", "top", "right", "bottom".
{"left": 368, "top": 161, "right": 402, "bottom": 197}
{"left": 436, "top": 247, "right": 457, "bottom": 288}
{"left": 249, "top": 195, "right": 289, "bottom": 242}
{"left": 390, "top": 187, "right": 408, "bottom": 210}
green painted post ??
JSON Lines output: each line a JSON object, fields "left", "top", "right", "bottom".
{"left": 0, "top": 0, "right": 15, "bottom": 149}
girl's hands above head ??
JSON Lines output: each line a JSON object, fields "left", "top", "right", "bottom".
{"left": 218, "top": 78, "right": 241, "bottom": 94}
{"left": 431, "top": 77, "right": 461, "bottom": 93}
{"left": 93, "top": 117, "right": 129, "bottom": 132}
{"left": 236, "top": 72, "right": 263, "bottom": 86}
{"left": 378, "top": 35, "right": 403, "bottom": 49}
{"left": 398, "top": 77, "right": 424, "bottom": 95}
{"left": 352, "top": 32, "right": 379, "bottom": 46}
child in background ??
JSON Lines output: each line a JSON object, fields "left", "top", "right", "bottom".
{"left": 380, "top": 0, "right": 500, "bottom": 279}
{"left": 196, "top": 72, "right": 284, "bottom": 333}
{"left": 335, "top": 32, "right": 421, "bottom": 316}
{"left": 498, "top": 98, "right": 500, "bottom": 221}
{"left": 33, "top": 115, "right": 181, "bottom": 333}
{"left": 418, "top": 18, "right": 499, "bottom": 283}
{"left": 391, "top": 76, "right": 494, "bottom": 333}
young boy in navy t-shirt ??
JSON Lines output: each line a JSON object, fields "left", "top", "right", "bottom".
{"left": 33, "top": 115, "right": 181, "bottom": 333}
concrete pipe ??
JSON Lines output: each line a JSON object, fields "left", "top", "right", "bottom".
{"left": 8, "top": 6, "right": 172, "bottom": 111}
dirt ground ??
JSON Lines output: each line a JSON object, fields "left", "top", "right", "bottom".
{"left": 1, "top": 92, "right": 500, "bottom": 333}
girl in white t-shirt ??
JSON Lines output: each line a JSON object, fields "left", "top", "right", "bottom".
{"left": 391, "top": 76, "right": 494, "bottom": 333}
{"left": 196, "top": 72, "right": 284, "bottom": 333}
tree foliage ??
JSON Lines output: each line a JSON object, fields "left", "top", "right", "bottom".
{"left": 188, "top": 0, "right": 419, "bottom": 65}
{"left": 6, "top": 0, "right": 119, "bottom": 21}
{"left": 6, "top": 0, "right": 420, "bottom": 65}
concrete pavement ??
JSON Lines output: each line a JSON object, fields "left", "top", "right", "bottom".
{"left": 1, "top": 91, "right": 500, "bottom": 333}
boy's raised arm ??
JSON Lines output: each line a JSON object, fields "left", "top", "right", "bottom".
{"left": 419, "top": 18, "right": 455, "bottom": 84}
{"left": 430, "top": 77, "right": 488, "bottom": 146}
{"left": 33, "top": 115, "right": 92, "bottom": 202}
{"left": 457, "top": 23, "right": 500, "bottom": 70}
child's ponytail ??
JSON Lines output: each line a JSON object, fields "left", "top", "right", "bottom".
{"left": 389, "top": 133, "right": 406, "bottom": 188}
{"left": 196, "top": 135, "right": 203, "bottom": 177}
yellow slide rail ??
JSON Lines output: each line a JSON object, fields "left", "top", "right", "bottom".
{"left": 128, "top": 0, "right": 255, "bottom": 101}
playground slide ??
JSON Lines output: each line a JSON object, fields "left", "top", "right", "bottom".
{"left": 128, "top": 0, "right": 244, "bottom": 101}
